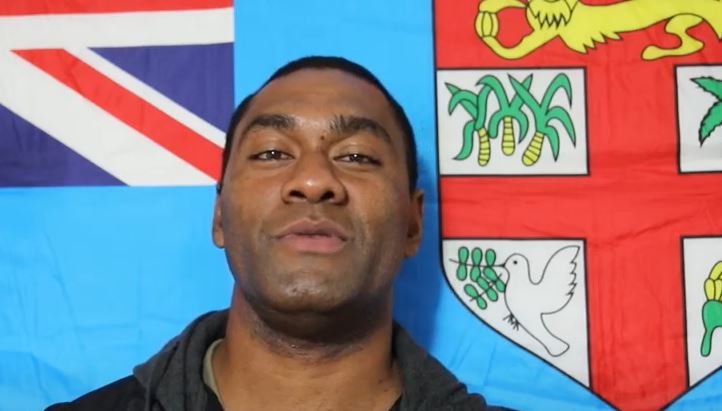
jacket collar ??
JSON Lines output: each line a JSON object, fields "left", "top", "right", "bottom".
{"left": 133, "top": 310, "right": 486, "bottom": 411}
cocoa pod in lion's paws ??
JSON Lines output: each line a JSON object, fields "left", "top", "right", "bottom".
{"left": 475, "top": 11, "right": 499, "bottom": 38}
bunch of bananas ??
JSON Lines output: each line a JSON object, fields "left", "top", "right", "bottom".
{"left": 704, "top": 262, "right": 722, "bottom": 301}
{"left": 701, "top": 261, "right": 722, "bottom": 357}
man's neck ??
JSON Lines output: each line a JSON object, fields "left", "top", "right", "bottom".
{"left": 212, "top": 288, "right": 402, "bottom": 411}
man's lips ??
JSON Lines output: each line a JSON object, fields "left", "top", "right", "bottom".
{"left": 274, "top": 219, "right": 349, "bottom": 254}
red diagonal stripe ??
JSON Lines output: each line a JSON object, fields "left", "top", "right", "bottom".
{"left": 0, "top": 0, "right": 232, "bottom": 16}
{"left": 15, "top": 48, "right": 222, "bottom": 181}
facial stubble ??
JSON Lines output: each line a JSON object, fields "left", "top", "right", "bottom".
{"left": 227, "top": 229, "right": 403, "bottom": 348}
{"left": 217, "top": 196, "right": 419, "bottom": 364}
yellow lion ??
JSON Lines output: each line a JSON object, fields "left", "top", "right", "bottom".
{"left": 475, "top": 0, "right": 722, "bottom": 60}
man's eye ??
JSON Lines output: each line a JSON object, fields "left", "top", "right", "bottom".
{"left": 249, "top": 150, "right": 292, "bottom": 161}
{"left": 337, "top": 153, "right": 381, "bottom": 165}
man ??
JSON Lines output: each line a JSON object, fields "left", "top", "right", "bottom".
{"left": 48, "top": 56, "right": 500, "bottom": 411}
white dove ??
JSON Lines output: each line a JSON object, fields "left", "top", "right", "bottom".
{"left": 500, "top": 246, "right": 579, "bottom": 357}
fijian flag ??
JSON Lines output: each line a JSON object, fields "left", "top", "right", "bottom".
{"left": 0, "top": 0, "right": 234, "bottom": 187}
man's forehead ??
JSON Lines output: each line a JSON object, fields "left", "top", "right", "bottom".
{"left": 238, "top": 69, "right": 401, "bottom": 137}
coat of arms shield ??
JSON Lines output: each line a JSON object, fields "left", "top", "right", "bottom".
{"left": 434, "top": 0, "right": 722, "bottom": 409}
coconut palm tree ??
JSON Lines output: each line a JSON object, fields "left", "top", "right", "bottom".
{"left": 477, "top": 74, "right": 532, "bottom": 156}
{"left": 509, "top": 73, "right": 576, "bottom": 166}
{"left": 446, "top": 82, "right": 493, "bottom": 165}
{"left": 692, "top": 76, "right": 722, "bottom": 145}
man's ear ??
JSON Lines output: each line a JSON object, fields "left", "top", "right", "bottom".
{"left": 212, "top": 196, "right": 225, "bottom": 248}
{"left": 404, "top": 189, "right": 424, "bottom": 257}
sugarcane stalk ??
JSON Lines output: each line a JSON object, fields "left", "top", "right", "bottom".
{"left": 501, "top": 116, "right": 515, "bottom": 156}
{"left": 478, "top": 128, "right": 491, "bottom": 166}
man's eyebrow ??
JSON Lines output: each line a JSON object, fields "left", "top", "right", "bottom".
{"left": 329, "top": 114, "right": 392, "bottom": 143}
{"left": 240, "top": 113, "right": 297, "bottom": 138}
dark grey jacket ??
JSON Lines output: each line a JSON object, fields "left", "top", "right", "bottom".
{"left": 47, "top": 310, "right": 503, "bottom": 411}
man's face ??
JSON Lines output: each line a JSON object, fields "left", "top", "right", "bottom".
{"left": 212, "top": 68, "right": 423, "bottom": 318}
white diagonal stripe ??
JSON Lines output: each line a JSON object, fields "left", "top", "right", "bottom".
{"left": 0, "top": 8, "right": 233, "bottom": 49}
{"left": 0, "top": 50, "right": 214, "bottom": 186}
{"left": 68, "top": 47, "right": 225, "bottom": 147}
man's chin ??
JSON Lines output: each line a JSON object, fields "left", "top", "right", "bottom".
{"left": 256, "top": 264, "right": 358, "bottom": 304}
{"left": 265, "top": 292, "right": 348, "bottom": 315}
{"left": 257, "top": 282, "right": 363, "bottom": 318}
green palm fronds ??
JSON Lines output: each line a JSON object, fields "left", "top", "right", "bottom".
{"left": 692, "top": 76, "right": 722, "bottom": 145}
{"left": 446, "top": 82, "right": 493, "bottom": 164}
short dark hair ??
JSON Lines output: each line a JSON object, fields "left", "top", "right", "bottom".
{"left": 217, "top": 56, "right": 418, "bottom": 193}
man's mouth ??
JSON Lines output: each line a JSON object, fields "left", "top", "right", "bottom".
{"left": 275, "top": 219, "right": 349, "bottom": 254}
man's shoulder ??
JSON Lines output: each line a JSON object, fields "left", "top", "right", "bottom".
{"left": 45, "top": 376, "right": 146, "bottom": 411}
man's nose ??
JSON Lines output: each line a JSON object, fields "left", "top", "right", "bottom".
{"left": 281, "top": 152, "right": 348, "bottom": 204}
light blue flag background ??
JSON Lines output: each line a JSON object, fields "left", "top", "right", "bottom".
{"left": 3, "top": 1, "right": 722, "bottom": 410}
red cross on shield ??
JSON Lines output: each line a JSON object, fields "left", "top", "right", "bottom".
{"left": 434, "top": 0, "right": 722, "bottom": 409}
